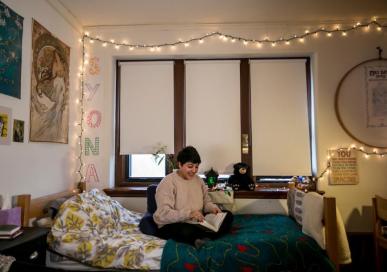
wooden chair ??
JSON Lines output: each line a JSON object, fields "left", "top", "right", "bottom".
{"left": 372, "top": 195, "right": 387, "bottom": 272}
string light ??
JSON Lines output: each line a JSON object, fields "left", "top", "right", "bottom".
{"left": 77, "top": 19, "right": 386, "bottom": 186}
{"left": 316, "top": 146, "right": 387, "bottom": 181}
{"left": 81, "top": 20, "right": 386, "bottom": 50}
{"left": 77, "top": 35, "right": 86, "bottom": 188}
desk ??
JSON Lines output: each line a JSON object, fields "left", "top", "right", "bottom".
{"left": 0, "top": 227, "right": 49, "bottom": 271}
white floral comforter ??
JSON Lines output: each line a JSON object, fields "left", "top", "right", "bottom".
{"left": 48, "top": 189, "right": 165, "bottom": 270}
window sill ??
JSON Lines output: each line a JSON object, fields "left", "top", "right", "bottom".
{"left": 103, "top": 186, "right": 288, "bottom": 199}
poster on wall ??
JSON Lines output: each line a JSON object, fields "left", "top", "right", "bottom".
{"left": 366, "top": 65, "right": 387, "bottom": 128}
{"left": 0, "top": 106, "right": 12, "bottom": 145}
{"left": 30, "top": 19, "right": 70, "bottom": 143}
{"left": 328, "top": 149, "right": 359, "bottom": 185}
{"left": 13, "top": 119, "right": 24, "bottom": 142}
{"left": 0, "top": 1, "right": 23, "bottom": 99}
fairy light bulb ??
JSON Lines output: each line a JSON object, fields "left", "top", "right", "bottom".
{"left": 342, "top": 32, "right": 347, "bottom": 36}
{"left": 243, "top": 40, "right": 248, "bottom": 46}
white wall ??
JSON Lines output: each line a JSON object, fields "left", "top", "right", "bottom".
{"left": 0, "top": 0, "right": 82, "bottom": 200}
{"left": 83, "top": 23, "right": 387, "bottom": 232}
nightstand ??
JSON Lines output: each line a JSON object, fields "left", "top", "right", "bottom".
{"left": 0, "top": 227, "right": 49, "bottom": 271}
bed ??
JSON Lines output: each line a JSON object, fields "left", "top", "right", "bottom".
{"left": 15, "top": 186, "right": 347, "bottom": 272}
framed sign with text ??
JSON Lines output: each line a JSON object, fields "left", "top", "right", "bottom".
{"left": 328, "top": 149, "right": 359, "bottom": 185}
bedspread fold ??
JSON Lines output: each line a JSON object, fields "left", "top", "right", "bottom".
{"left": 48, "top": 189, "right": 165, "bottom": 270}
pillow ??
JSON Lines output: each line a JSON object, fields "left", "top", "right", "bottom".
{"left": 43, "top": 196, "right": 72, "bottom": 218}
{"left": 302, "top": 192, "right": 325, "bottom": 249}
{"left": 146, "top": 184, "right": 158, "bottom": 214}
{"left": 34, "top": 217, "right": 53, "bottom": 228}
{"left": 293, "top": 189, "right": 306, "bottom": 225}
{"left": 287, "top": 188, "right": 296, "bottom": 218}
{"left": 139, "top": 212, "right": 158, "bottom": 236}
{"left": 139, "top": 185, "right": 159, "bottom": 236}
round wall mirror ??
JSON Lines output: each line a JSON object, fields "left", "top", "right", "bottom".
{"left": 335, "top": 58, "right": 387, "bottom": 148}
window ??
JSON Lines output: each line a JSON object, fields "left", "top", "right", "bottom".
{"left": 250, "top": 59, "right": 312, "bottom": 176}
{"left": 115, "top": 57, "right": 312, "bottom": 186}
{"left": 129, "top": 154, "right": 166, "bottom": 178}
{"left": 185, "top": 60, "right": 241, "bottom": 174}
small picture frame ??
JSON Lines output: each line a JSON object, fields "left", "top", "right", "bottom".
{"left": 0, "top": 106, "right": 12, "bottom": 145}
{"left": 13, "top": 119, "right": 24, "bottom": 142}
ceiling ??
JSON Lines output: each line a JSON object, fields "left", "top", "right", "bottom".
{"left": 54, "top": 0, "right": 387, "bottom": 28}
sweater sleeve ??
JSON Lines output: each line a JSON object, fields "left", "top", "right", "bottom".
{"left": 201, "top": 179, "right": 219, "bottom": 213}
{"left": 153, "top": 178, "right": 191, "bottom": 226}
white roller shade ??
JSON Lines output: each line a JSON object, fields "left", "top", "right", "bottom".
{"left": 185, "top": 60, "right": 241, "bottom": 174}
{"left": 119, "top": 61, "right": 174, "bottom": 154}
{"left": 250, "top": 59, "right": 311, "bottom": 176}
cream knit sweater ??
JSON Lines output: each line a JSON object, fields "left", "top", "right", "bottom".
{"left": 153, "top": 172, "right": 218, "bottom": 227}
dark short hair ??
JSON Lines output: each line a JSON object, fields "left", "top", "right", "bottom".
{"left": 176, "top": 146, "right": 201, "bottom": 164}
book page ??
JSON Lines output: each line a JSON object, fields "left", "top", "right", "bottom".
{"left": 204, "top": 212, "right": 226, "bottom": 230}
{"left": 185, "top": 212, "right": 226, "bottom": 232}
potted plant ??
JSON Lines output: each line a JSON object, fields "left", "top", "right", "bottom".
{"left": 152, "top": 144, "right": 178, "bottom": 174}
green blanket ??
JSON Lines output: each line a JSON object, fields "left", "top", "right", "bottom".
{"left": 161, "top": 214, "right": 335, "bottom": 272}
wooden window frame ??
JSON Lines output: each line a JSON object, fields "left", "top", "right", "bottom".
{"left": 114, "top": 57, "right": 312, "bottom": 191}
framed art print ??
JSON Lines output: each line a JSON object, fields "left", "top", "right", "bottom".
{"left": 0, "top": 1, "right": 24, "bottom": 98}
{"left": 29, "top": 19, "right": 70, "bottom": 143}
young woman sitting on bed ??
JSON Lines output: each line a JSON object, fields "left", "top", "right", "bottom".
{"left": 153, "top": 146, "right": 233, "bottom": 248}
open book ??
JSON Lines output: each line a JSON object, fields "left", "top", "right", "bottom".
{"left": 186, "top": 212, "right": 226, "bottom": 232}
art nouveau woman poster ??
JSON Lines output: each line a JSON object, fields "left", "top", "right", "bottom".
{"left": 30, "top": 19, "right": 70, "bottom": 143}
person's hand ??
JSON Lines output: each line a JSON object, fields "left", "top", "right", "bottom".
{"left": 212, "top": 206, "right": 222, "bottom": 214}
{"left": 190, "top": 210, "right": 205, "bottom": 222}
